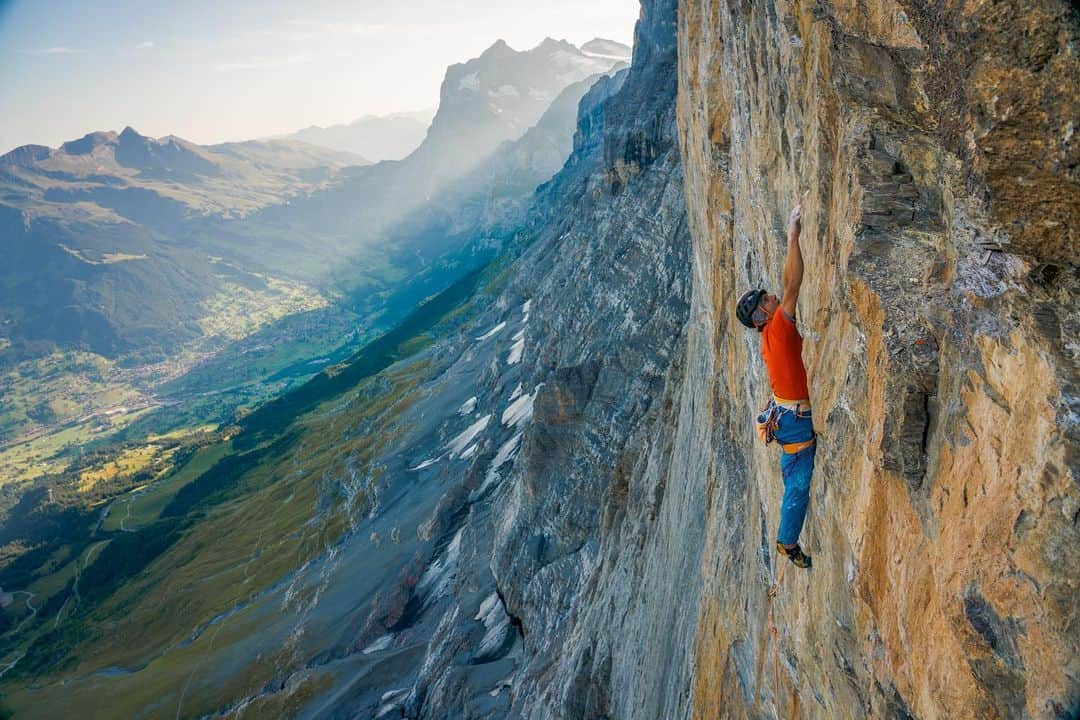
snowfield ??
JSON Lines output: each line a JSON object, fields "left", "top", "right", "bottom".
{"left": 446, "top": 414, "right": 491, "bottom": 457}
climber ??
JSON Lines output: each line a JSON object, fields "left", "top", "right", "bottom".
{"left": 735, "top": 203, "right": 815, "bottom": 569}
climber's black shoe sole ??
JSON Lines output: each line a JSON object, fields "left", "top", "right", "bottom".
{"left": 777, "top": 542, "right": 812, "bottom": 569}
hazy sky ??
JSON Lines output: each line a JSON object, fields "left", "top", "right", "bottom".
{"left": 0, "top": 0, "right": 639, "bottom": 153}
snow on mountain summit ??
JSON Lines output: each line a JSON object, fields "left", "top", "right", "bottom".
{"left": 411, "top": 36, "right": 626, "bottom": 189}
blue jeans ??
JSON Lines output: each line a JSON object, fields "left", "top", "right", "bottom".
{"left": 773, "top": 406, "right": 816, "bottom": 546}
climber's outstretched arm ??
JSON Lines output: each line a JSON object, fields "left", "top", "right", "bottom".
{"left": 780, "top": 204, "right": 803, "bottom": 319}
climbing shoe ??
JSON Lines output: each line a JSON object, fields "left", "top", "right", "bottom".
{"left": 777, "top": 542, "right": 812, "bottom": 569}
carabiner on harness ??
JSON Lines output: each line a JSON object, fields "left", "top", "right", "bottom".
{"left": 755, "top": 399, "right": 780, "bottom": 445}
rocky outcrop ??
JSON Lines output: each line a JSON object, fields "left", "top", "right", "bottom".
{"left": 675, "top": 0, "right": 1078, "bottom": 718}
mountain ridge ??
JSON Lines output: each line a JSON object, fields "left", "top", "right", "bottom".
{"left": 281, "top": 111, "right": 431, "bottom": 163}
{"left": 0, "top": 35, "right": 625, "bottom": 367}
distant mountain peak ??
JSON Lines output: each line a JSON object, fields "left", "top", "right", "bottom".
{"left": 417, "top": 33, "right": 627, "bottom": 190}
{"left": 283, "top": 111, "right": 431, "bottom": 162}
{"left": 111, "top": 127, "right": 220, "bottom": 178}
{"left": 0, "top": 143, "right": 52, "bottom": 166}
{"left": 480, "top": 37, "right": 578, "bottom": 59}
{"left": 480, "top": 38, "right": 515, "bottom": 59}
{"left": 60, "top": 130, "right": 118, "bottom": 156}
{"left": 580, "top": 38, "right": 633, "bottom": 59}
{"left": 537, "top": 37, "right": 579, "bottom": 53}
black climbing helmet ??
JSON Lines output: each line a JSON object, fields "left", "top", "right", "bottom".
{"left": 736, "top": 289, "right": 767, "bottom": 329}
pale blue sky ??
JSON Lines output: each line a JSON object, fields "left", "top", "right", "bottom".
{"left": 0, "top": 0, "right": 638, "bottom": 152}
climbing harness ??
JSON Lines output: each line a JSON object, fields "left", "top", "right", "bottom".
{"left": 756, "top": 399, "right": 815, "bottom": 453}
{"left": 780, "top": 437, "right": 815, "bottom": 455}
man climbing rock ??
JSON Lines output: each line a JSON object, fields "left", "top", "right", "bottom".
{"left": 736, "top": 203, "right": 815, "bottom": 569}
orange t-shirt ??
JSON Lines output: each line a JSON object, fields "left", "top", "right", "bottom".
{"left": 761, "top": 309, "right": 810, "bottom": 401}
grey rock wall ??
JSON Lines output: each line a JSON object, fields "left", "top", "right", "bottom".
{"left": 488, "top": 0, "right": 708, "bottom": 717}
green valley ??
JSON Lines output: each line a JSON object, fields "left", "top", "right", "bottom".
{"left": 0, "top": 260, "right": 496, "bottom": 717}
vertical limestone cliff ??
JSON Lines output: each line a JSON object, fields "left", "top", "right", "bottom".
{"left": 678, "top": 0, "right": 1079, "bottom": 718}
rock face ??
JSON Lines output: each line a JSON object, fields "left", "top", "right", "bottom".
{"left": 484, "top": 1, "right": 711, "bottom": 716}
{"left": 677, "top": 0, "right": 1079, "bottom": 717}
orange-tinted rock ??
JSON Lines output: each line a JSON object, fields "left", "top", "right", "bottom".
{"left": 679, "top": 1, "right": 1079, "bottom": 717}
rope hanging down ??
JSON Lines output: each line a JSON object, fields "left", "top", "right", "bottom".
{"left": 767, "top": 559, "right": 800, "bottom": 719}
{"left": 768, "top": 560, "right": 788, "bottom": 715}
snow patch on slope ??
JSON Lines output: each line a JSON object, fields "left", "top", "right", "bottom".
{"left": 362, "top": 634, "right": 394, "bottom": 655}
{"left": 507, "top": 329, "right": 525, "bottom": 365}
{"left": 476, "top": 322, "right": 506, "bottom": 341}
{"left": 376, "top": 689, "right": 409, "bottom": 718}
{"left": 409, "top": 457, "right": 440, "bottom": 471}
{"left": 474, "top": 592, "right": 512, "bottom": 659}
{"left": 417, "top": 528, "right": 464, "bottom": 605}
{"left": 472, "top": 432, "right": 522, "bottom": 500}
{"left": 501, "top": 391, "right": 534, "bottom": 428}
{"left": 446, "top": 415, "right": 490, "bottom": 457}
